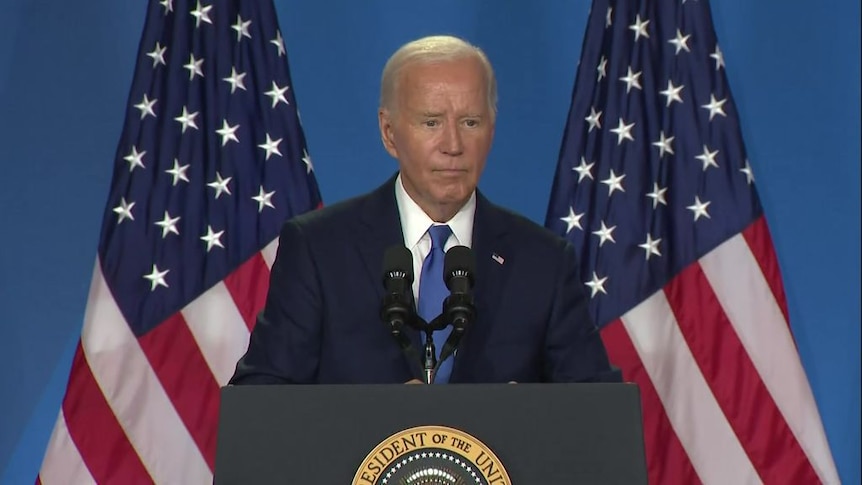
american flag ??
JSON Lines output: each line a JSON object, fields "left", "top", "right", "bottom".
{"left": 545, "top": 1, "right": 839, "bottom": 483}
{"left": 37, "top": 0, "right": 321, "bottom": 483}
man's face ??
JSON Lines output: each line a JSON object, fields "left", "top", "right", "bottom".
{"left": 379, "top": 56, "right": 495, "bottom": 221}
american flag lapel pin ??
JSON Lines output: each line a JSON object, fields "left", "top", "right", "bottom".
{"left": 491, "top": 253, "right": 505, "bottom": 265}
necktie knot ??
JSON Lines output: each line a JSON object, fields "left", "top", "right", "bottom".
{"left": 428, "top": 224, "right": 452, "bottom": 253}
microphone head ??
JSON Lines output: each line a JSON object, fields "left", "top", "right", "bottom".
{"left": 382, "top": 245, "right": 414, "bottom": 285}
{"left": 443, "top": 245, "right": 475, "bottom": 290}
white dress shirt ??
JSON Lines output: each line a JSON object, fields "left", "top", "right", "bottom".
{"left": 394, "top": 173, "right": 475, "bottom": 302}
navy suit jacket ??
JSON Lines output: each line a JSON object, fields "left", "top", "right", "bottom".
{"left": 230, "top": 176, "right": 619, "bottom": 384}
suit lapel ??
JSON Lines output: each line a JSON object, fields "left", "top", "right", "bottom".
{"left": 354, "top": 175, "right": 426, "bottom": 375}
{"left": 454, "top": 192, "right": 512, "bottom": 380}
{"left": 355, "top": 175, "right": 404, "bottom": 304}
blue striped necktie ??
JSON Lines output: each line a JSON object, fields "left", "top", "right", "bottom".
{"left": 417, "top": 224, "right": 453, "bottom": 383}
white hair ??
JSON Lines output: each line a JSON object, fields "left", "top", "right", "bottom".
{"left": 379, "top": 35, "right": 497, "bottom": 117}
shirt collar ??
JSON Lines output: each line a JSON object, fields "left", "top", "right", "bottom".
{"left": 394, "top": 173, "right": 475, "bottom": 249}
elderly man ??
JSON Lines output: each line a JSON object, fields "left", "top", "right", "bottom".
{"left": 230, "top": 35, "right": 618, "bottom": 385}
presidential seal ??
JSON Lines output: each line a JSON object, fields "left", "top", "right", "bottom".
{"left": 352, "top": 425, "right": 511, "bottom": 485}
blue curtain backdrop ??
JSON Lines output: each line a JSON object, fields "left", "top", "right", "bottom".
{"left": 0, "top": 1, "right": 858, "bottom": 483}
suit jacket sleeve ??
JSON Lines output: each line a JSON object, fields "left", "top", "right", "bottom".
{"left": 229, "top": 219, "right": 323, "bottom": 384}
{"left": 544, "top": 240, "right": 622, "bottom": 383}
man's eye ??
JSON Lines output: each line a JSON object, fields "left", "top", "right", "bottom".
{"left": 423, "top": 120, "right": 438, "bottom": 127}
{"left": 464, "top": 119, "right": 479, "bottom": 127}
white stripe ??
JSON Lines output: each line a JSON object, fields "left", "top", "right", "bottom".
{"left": 39, "top": 410, "right": 97, "bottom": 485}
{"left": 182, "top": 281, "right": 251, "bottom": 386}
{"left": 81, "top": 262, "right": 212, "bottom": 484}
{"left": 700, "top": 233, "right": 840, "bottom": 484}
{"left": 621, "top": 290, "right": 762, "bottom": 485}
{"left": 262, "top": 238, "right": 279, "bottom": 269}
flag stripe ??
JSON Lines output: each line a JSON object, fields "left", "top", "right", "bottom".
{"left": 701, "top": 228, "right": 840, "bottom": 484}
{"left": 137, "top": 313, "right": 221, "bottom": 471}
{"left": 39, "top": 395, "right": 101, "bottom": 484}
{"left": 261, "top": 238, "right": 279, "bottom": 269}
{"left": 601, "top": 320, "right": 701, "bottom": 485}
{"left": 666, "top": 261, "right": 820, "bottom": 483}
{"left": 741, "top": 218, "right": 791, "bottom": 326}
{"left": 82, "top": 265, "right": 212, "bottom": 484}
{"left": 222, "top": 251, "right": 271, "bottom": 331}
{"left": 621, "top": 289, "right": 761, "bottom": 484}
{"left": 60, "top": 345, "right": 151, "bottom": 484}
{"left": 182, "top": 281, "right": 252, "bottom": 386}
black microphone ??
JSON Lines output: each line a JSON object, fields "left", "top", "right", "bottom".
{"left": 437, "top": 246, "right": 477, "bottom": 370}
{"left": 380, "top": 246, "right": 425, "bottom": 380}
{"left": 380, "top": 246, "right": 415, "bottom": 337}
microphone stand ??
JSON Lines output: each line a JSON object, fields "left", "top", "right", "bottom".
{"left": 417, "top": 315, "right": 449, "bottom": 384}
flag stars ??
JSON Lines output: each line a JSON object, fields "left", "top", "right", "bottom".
{"left": 695, "top": 144, "right": 719, "bottom": 171}
{"left": 143, "top": 264, "right": 169, "bottom": 291}
{"left": 638, "top": 234, "right": 662, "bottom": 260}
{"left": 146, "top": 42, "right": 166, "bottom": 68}
{"left": 610, "top": 117, "right": 635, "bottom": 144}
{"left": 572, "top": 157, "right": 595, "bottom": 182}
{"left": 165, "top": 159, "right": 190, "bottom": 186}
{"left": 592, "top": 221, "right": 617, "bottom": 247}
{"left": 159, "top": 0, "right": 173, "bottom": 14}
{"left": 596, "top": 56, "right": 608, "bottom": 81}
{"left": 302, "top": 149, "right": 314, "bottom": 173}
{"left": 183, "top": 54, "right": 204, "bottom": 80}
{"left": 585, "top": 107, "right": 602, "bottom": 132}
{"left": 668, "top": 29, "right": 691, "bottom": 54}
{"left": 605, "top": 7, "right": 613, "bottom": 28}
{"left": 258, "top": 134, "right": 283, "bottom": 160}
{"left": 271, "top": 30, "right": 286, "bottom": 56}
{"left": 124, "top": 146, "right": 146, "bottom": 172}
{"left": 223, "top": 67, "right": 247, "bottom": 93}
{"left": 619, "top": 66, "right": 643, "bottom": 93}
{"left": 190, "top": 1, "right": 213, "bottom": 28}
{"left": 711, "top": 45, "right": 725, "bottom": 70}
{"left": 701, "top": 94, "right": 727, "bottom": 120}
{"left": 232, "top": 14, "right": 252, "bottom": 41}
{"left": 560, "top": 207, "right": 584, "bottom": 233}
{"left": 646, "top": 182, "right": 668, "bottom": 208}
{"left": 154, "top": 211, "right": 180, "bottom": 238}
{"left": 216, "top": 120, "right": 240, "bottom": 146}
{"left": 660, "top": 80, "right": 684, "bottom": 107}
{"left": 207, "top": 172, "right": 232, "bottom": 198}
{"left": 687, "top": 196, "right": 712, "bottom": 221}
{"left": 740, "top": 159, "right": 755, "bottom": 184}
{"left": 585, "top": 271, "right": 608, "bottom": 298}
{"left": 112, "top": 197, "right": 135, "bottom": 224}
{"left": 652, "top": 131, "right": 675, "bottom": 157}
{"left": 629, "top": 14, "right": 650, "bottom": 42}
{"left": 134, "top": 94, "right": 157, "bottom": 119}
{"left": 601, "top": 169, "right": 626, "bottom": 196}
{"left": 175, "top": 106, "right": 200, "bottom": 133}
{"left": 200, "top": 225, "right": 225, "bottom": 252}
{"left": 252, "top": 186, "right": 276, "bottom": 212}
{"left": 265, "top": 81, "right": 289, "bottom": 108}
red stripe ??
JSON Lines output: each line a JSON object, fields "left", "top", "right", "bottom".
{"left": 138, "top": 314, "right": 221, "bottom": 470}
{"left": 222, "top": 253, "right": 270, "bottom": 331}
{"left": 742, "top": 217, "right": 791, "bottom": 327}
{"left": 601, "top": 320, "right": 701, "bottom": 485}
{"left": 62, "top": 343, "right": 153, "bottom": 484}
{"left": 665, "top": 263, "right": 820, "bottom": 483}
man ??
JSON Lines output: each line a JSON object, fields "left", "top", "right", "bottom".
{"left": 230, "top": 35, "right": 619, "bottom": 385}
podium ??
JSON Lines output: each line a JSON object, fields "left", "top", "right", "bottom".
{"left": 214, "top": 383, "right": 647, "bottom": 484}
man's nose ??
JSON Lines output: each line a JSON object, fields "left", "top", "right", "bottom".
{"left": 440, "top": 122, "right": 464, "bottom": 156}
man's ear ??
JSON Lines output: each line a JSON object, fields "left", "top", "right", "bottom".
{"left": 378, "top": 108, "right": 398, "bottom": 159}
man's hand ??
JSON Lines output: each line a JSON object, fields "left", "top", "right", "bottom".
{"left": 405, "top": 379, "right": 424, "bottom": 384}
